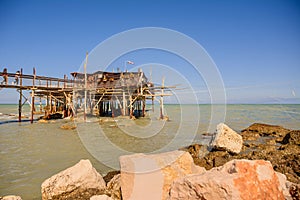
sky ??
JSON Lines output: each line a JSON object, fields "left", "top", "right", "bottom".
{"left": 0, "top": 0, "right": 299, "bottom": 104}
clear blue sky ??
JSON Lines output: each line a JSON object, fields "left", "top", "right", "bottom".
{"left": 0, "top": 0, "right": 299, "bottom": 103}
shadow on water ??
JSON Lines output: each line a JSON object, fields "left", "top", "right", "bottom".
{"left": 0, "top": 119, "right": 38, "bottom": 125}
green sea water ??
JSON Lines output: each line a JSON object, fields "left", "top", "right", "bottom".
{"left": 0, "top": 104, "right": 299, "bottom": 199}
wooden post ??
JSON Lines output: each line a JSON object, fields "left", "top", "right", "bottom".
{"left": 122, "top": 88, "right": 126, "bottom": 116}
{"left": 54, "top": 99, "right": 57, "bottom": 112}
{"left": 152, "top": 96, "right": 154, "bottom": 112}
{"left": 138, "top": 100, "right": 141, "bottom": 117}
{"left": 18, "top": 68, "right": 23, "bottom": 122}
{"left": 39, "top": 97, "right": 42, "bottom": 112}
{"left": 31, "top": 68, "right": 36, "bottom": 123}
{"left": 84, "top": 52, "right": 88, "bottom": 121}
{"left": 31, "top": 90, "right": 34, "bottom": 123}
{"left": 160, "top": 77, "right": 165, "bottom": 120}
{"left": 64, "top": 74, "right": 66, "bottom": 88}
{"left": 49, "top": 93, "right": 52, "bottom": 113}
{"left": 129, "top": 95, "right": 133, "bottom": 118}
{"left": 73, "top": 91, "right": 77, "bottom": 117}
{"left": 111, "top": 98, "right": 114, "bottom": 118}
{"left": 142, "top": 98, "right": 145, "bottom": 117}
{"left": 106, "top": 101, "right": 109, "bottom": 115}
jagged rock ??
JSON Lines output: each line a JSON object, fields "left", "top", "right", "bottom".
{"left": 210, "top": 123, "right": 243, "bottom": 154}
{"left": 281, "top": 130, "right": 300, "bottom": 145}
{"left": 168, "top": 159, "right": 285, "bottom": 200}
{"left": 90, "top": 195, "right": 112, "bottom": 200}
{"left": 183, "top": 124, "right": 300, "bottom": 184}
{"left": 103, "top": 171, "right": 120, "bottom": 184}
{"left": 120, "top": 150, "right": 205, "bottom": 200}
{"left": 106, "top": 174, "right": 121, "bottom": 200}
{"left": 288, "top": 183, "right": 300, "bottom": 200}
{"left": 0, "top": 195, "right": 22, "bottom": 200}
{"left": 41, "top": 159, "right": 106, "bottom": 200}
{"left": 241, "top": 123, "right": 290, "bottom": 140}
{"left": 276, "top": 172, "right": 293, "bottom": 200}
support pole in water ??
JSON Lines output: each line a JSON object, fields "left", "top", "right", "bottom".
{"left": 31, "top": 67, "right": 36, "bottom": 123}
{"left": 152, "top": 96, "right": 154, "bottom": 112}
{"left": 129, "top": 95, "right": 133, "bottom": 118}
{"left": 122, "top": 89, "right": 126, "bottom": 116}
{"left": 160, "top": 77, "right": 165, "bottom": 120}
{"left": 18, "top": 68, "right": 23, "bottom": 122}
{"left": 142, "top": 98, "right": 145, "bottom": 117}
{"left": 84, "top": 52, "right": 88, "bottom": 121}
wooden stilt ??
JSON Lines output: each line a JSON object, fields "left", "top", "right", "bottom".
{"left": 129, "top": 95, "right": 133, "bottom": 118}
{"left": 31, "top": 68, "right": 36, "bottom": 123}
{"left": 142, "top": 98, "right": 145, "bottom": 117}
{"left": 111, "top": 98, "right": 114, "bottom": 118}
{"left": 106, "top": 101, "right": 109, "bottom": 115}
{"left": 18, "top": 68, "right": 23, "bottom": 122}
{"left": 138, "top": 100, "right": 141, "bottom": 117}
{"left": 160, "top": 77, "right": 165, "bottom": 119}
{"left": 152, "top": 96, "right": 154, "bottom": 112}
{"left": 122, "top": 89, "right": 126, "bottom": 116}
{"left": 49, "top": 93, "right": 52, "bottom": 113}
{"left": 31, "top": 90, "right": 35, "bottom": 123}
{"left": 84, "top": 52, "right": 88, "bottom": 121}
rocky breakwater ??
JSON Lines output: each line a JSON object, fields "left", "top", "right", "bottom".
{"left": 184, "top": 123, "right": 300, "bottom": 184}
{"left": 40, "top": 123, "right": 299, "bottom": 200}
{"left": 182, "top": 122, "right": 300, "bottom": 199}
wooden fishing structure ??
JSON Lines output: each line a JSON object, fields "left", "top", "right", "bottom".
{"left": 0, "top": 58, "right": 173, "bottom": 123}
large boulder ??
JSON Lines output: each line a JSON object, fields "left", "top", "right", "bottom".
{"left": 168, "top": 159, "right": 286, "bottom": 200}
{"left": 120, "top": 150, "right": 205, "bottom": 200}
{"left": 41, "top": 159, "right": 106, "bottom": 200}
{"left": 210, "top": 123, "right": 243, "bottom": 154}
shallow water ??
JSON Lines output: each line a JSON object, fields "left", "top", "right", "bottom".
{"left": 0, "top": 104, "right": 299, "bottom": 199}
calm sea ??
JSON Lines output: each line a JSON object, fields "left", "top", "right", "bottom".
{"left": 0, "top": 104, "right": 299, "bottom": 199}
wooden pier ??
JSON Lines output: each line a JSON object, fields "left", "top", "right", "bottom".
{"left": 0, "top": 63, "right": 173, "bottom": 123}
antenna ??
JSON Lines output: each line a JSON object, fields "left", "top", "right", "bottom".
{"left": 149, "top": 66, "right": 152, "bottom": 83}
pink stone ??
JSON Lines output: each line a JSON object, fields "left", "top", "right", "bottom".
{"left": 168, "top": 159, "right": 285, "bottom": 200}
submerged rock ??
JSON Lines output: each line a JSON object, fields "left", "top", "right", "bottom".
{"left": 0, "top": 195, "right": 22, "bottom": 200}
{"left": 41, "top": 159, "right": 106, "bottom": 200}
{"left": 60, "top": 123, "right": 77, "bottom": 130}
{"left": 209, "top": 123, "right": 243, "bottom": 154}
{"left": 120, "top": 150, "right": 205, "bottom": 200}
{"left": 168, "top": 159, "right": 286, "bottom": 200}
